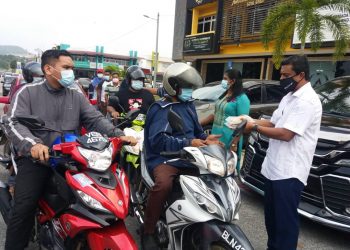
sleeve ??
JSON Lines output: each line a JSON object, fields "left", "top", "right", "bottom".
{"left": 157, "top": 87, "right": 165, "bottom": 97}
{"left": 237, "top": 94, "right": 250, "bottom": 116}
{"left": 79, "top": 93, "right": 124, "bottom": 137}
{"left": 281, "top": 100, "right": 315, "bottom": 136}
{"left": 5, "top": 88, "right": 43, "bottom": 155}
{"left": 101, "top": 83, "right": 107, "bottom": 103}
{"left": 147, "top": 106, "right": 191, "bottom": 153}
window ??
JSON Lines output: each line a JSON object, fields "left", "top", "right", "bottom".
{"left": 197, "top": 15, "right": 216, "bottom": 33}
{"left": 265, "top": 85, "right": 284, "bottom": 103}
{"left": 246, "top": 86, "right": 262, "bottom": 104}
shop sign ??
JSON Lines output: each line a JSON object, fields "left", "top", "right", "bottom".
{"left": 187, "top": 0, "right": 215, "bottom": 9}
{"left": 183, "top": 33, "right": 215, "bottom": 54}
{"left": 231, "top": 0, "right": 265, "bottom": 6}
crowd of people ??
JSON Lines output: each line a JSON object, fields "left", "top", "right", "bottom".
{"left": 2, "top": 49, "right": 321, "bottom": 250}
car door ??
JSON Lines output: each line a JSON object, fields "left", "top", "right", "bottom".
{"left": 246, "top": 85, "right": 263, "bottom": 119}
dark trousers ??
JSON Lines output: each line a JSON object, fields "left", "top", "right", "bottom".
{"left": 143, "top": 164, "right": 197, "bottom": 234}
{"left": 264, "top": 178, "right": 304, "bottom": 250}
{"left": 5, "top": 158, "right": 51, "bottom": 250}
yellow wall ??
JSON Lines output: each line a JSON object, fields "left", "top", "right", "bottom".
{"left": 220, "top": 41, "right": 324, "bottom": 56}
{"left": 191, "top": 1, "right": 218, "bottom": 35}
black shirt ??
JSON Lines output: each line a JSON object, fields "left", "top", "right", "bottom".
{"left": 109, "top": 88, "right": 155, "bottom": 114}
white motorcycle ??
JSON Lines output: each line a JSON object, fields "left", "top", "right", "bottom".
{"left": 131, "top": 109, "right": 253, "bottom": 250}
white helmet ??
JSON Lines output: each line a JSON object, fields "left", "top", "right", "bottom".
{"left": 163, "top": 63, "right": 203, "bottom": 96}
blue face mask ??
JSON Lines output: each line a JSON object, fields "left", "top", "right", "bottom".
{"left": 52, "top": 68, "right": 75, "bottom": 88}
{"left": 221, "top": 79, "right": 228, "bottom": 90}
{"left": 131, "top": 80, "right": 143, "bottom": 90}
{"left": 103, "top": 75, "right": 110, "bottom": 81}
{"left": 178, "top": 88, "right": 193, "bottom": 102}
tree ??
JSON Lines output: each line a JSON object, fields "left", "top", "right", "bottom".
{"left": 104, "top": 65, "right": 126, "bottom": 77}
{"left": 261, "top": 0, "right": 350, "bottom": 68}
{"left": 10, "top": 60, "right": 17, "bottom": 70}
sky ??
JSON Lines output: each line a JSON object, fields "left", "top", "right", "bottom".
{"left": 0, "top": 0, "right": 176, "bottom": 58}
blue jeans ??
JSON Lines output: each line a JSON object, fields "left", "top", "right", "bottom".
{"left": 264, "top": 178, "right": 304, "bottom": 250}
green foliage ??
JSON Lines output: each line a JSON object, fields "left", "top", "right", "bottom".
{"left": 0, "top": 55, "right": 26, "bottom": 71}
{"left": 262, "top": 0, "right": 350, "bottom": 68}
{"left": 10, "top": 60, "right": 17, "bottom": 70}
{"left": 104, "top": 65, "right": 125, "bottom": 77}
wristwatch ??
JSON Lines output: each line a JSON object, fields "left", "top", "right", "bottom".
{"left": 252, "top": 123, "right": 259, "bottom": 132}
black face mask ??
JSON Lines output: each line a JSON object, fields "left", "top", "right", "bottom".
{"left": 280, "top": 74, "right": 299, "bottom": 94}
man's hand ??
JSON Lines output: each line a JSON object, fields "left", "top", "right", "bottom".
{"left": 111, "top": 111, "right": 120, "bottom": 118}
{"left": 191, "top": 139, "right": 206, "bottom": 147}
{"left": 120, "top": 136, "right": 138, "bottom": 146}
{"left": 31, "top": 143, "right": 49, "bottom": 162}
{"left": 244, "top": 121, "right": 256, "bottom": 134}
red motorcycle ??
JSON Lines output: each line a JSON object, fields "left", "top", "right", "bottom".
{"left": 0, "top": 115, "right": 137, "bottom": 249}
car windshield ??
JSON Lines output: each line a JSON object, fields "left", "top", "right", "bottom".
{"left": 315, "top": 78, "right": 350, "bottom": 117}
{"left": 192, "top": 84, "right": 226, "bottom": 101}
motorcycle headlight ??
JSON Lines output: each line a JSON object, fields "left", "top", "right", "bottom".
{"left": 227, "top": 158, "right": 236, "bottom": 176}
{"left": 204, "top": 155, "right": 225, "bottom": 177}
{"left": 77, "top": 190, "right": 110, "bottom": 213}
{"left": 78, "top": 144, "right": 113, "bottom": 172}
{"left": 193, "top": 192, "right": 218, "bottom": 214}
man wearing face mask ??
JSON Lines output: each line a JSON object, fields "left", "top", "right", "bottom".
{"left": 107, "top": 65, "right": 154, "bottom": 118}
{"left": 96, "top": 70, "right": 112, "bottom": 115}
{"left": 4, "top": 50, "right": 137, "bottom": 250}
{"left": 239, "top": 55, "right": 322, "bottom": 250}
{"left": 89, "top": 68, "right": 105, "bottom": 99}
{"left": 141, "top": 63, "right": 222, "bottom": 249}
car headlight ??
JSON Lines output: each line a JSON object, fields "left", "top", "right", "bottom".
{"left": 227, "top": 158, "right": 236, "bottom": 176}
{"left": 78, "top": 144, "right": 113, "bottom": 172}
{"left": 204, "top": 155, "right": 225, "bottom": 177}
{"left": 335, "top": 159, "right": 350, "bottom": 167}
{"left": 77, "top": 190, "right": 110, "bottom": 213}
{"left": 193, "top": 192, "right": 218, "bottom": 214}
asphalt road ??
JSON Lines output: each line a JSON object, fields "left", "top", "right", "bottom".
{"left": 0, "top": 91, "right": 349, "bottom": 250}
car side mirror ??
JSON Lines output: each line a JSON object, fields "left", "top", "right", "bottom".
{"left": 167, "top": 108, "right": 186, "bottom": 136}
{"left": 15, "top": 115, "right": 45, "bottom": 130}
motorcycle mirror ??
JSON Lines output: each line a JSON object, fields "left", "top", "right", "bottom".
{"left": 15, "top": 115, "right": 45, "bottom": 130}
{"left": 125, "top": 109, "right": 141, "bottom": 121}
{"left": 109, "top": 96, "right": 125, "bottom": 113}
{"left": 232, "top": 120, "right": 247, "bottom": 138}
{"left": 167, "top": 108, "right": 186, "bottom": 136}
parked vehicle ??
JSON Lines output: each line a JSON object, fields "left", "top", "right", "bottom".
{"left": 194, "top": 80, "right": 284, "bottom": 132}
{"left": 130, "top": 109, "right": 253, "bottom": 249}
{"left": 240, "top": 76, "right": 350, "bottom": 232}
{"left": 77, "top": 77, "right": 91, "bottom": 93}
{"left": 0, "top": 116, "right": 137, "bottom": 249}
{"left": 2, "top": 74, "right": 19, "bottom": 96}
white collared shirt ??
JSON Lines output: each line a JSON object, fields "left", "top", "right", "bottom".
{"left": 261, "top": 82, "right": 322, "bottom": 185}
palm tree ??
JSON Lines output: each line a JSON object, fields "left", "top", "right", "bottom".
{"left": 261, "top": 0, "right": 350, "bottom": 68}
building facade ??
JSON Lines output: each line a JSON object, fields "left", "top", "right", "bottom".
{"left": 68, "top": 50, "right": 132, "bottom": 78}
{"left": 173, "top": 0, "right": 350, "bottom": 86}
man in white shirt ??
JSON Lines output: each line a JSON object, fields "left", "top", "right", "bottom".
{"left": 243, "top": 55, "right": 322, "bottom": 250}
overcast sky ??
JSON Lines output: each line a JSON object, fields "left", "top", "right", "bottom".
{"left": 0, "top": 0, "right": 176, "bottom": 58}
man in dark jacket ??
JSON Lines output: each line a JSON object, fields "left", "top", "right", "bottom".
{"left": 142, "top": 63, "right": 221, "bottom": 249}
{"left": 4, "top": 49, "right": 136, "bottom": 250}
